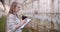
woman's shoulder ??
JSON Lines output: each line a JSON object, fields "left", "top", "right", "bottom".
{"left": 7, "top": 14, "right": 16, "bottom": 22}
{"left": 8, "top": 14, "right": 15, "bottom": 19}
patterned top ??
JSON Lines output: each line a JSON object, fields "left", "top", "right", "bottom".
{"left": 7, "top": 14, "right": 22, "bottom": 32}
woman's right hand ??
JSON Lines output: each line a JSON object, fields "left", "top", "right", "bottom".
{"left": 15, "top": 19, "right": 26, "bottom": 29}
{"left": 21, "top": 19, "right": 26, "bottom": 23}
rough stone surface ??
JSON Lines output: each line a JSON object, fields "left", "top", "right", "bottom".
{"left": 0, "top": 0, "right": 60, "bottom": 31}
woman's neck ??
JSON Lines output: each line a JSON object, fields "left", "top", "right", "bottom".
{"left": 13, "top": 13, "right": 19, "bottom": 18}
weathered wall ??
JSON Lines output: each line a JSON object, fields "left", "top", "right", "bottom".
{"left": 0, "top": 0, "right": 60, "bottom": 31}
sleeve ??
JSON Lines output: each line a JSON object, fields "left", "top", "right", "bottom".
{"left": 7, "top": 15, "right": 16, "bottom": 32}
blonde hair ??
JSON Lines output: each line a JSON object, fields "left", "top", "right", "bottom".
{"left": 9, "top": 1, "right": 18, "bottom": 14}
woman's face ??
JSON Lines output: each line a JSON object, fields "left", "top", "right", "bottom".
{"left": 15, "top": 4, "right": 20, "bottom": 13}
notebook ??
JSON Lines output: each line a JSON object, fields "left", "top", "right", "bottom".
{"left": 20, "top": 18, "right": 31, "bottom": 29}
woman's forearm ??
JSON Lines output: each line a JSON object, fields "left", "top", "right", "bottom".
{"left": 15, "top": 20, "right": 26, "bottom": 29}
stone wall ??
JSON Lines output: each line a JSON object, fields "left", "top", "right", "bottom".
{"left": 0, "top": 0, "right": 60, "bottom": 31}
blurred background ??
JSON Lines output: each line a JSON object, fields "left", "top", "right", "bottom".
{"left": 0, "top": 0, "right": 60, "bottom": 32}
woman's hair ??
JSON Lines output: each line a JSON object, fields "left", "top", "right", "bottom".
{"left": 9, "top": 1, "right": 18, "bottom": 14}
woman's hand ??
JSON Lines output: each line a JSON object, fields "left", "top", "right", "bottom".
{"left": 15, "top": 19, "right": 26, "bottom": 29}
{"left": 21, "top": 19, "right": 26, "bottom": 23}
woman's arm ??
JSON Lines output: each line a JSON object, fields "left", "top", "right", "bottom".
{"left": 7, "top": 15, "right": 26, "bottom": 31}
{"left": 15, "top": 19, "right": 26, "bottom": 29}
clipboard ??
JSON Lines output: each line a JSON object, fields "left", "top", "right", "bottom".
{"left": 20, "top": 18, "right": 32, "bottom": 29}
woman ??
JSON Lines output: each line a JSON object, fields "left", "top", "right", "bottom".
{"left": 7, "top": 2, "right": 26, "bottom": 32}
